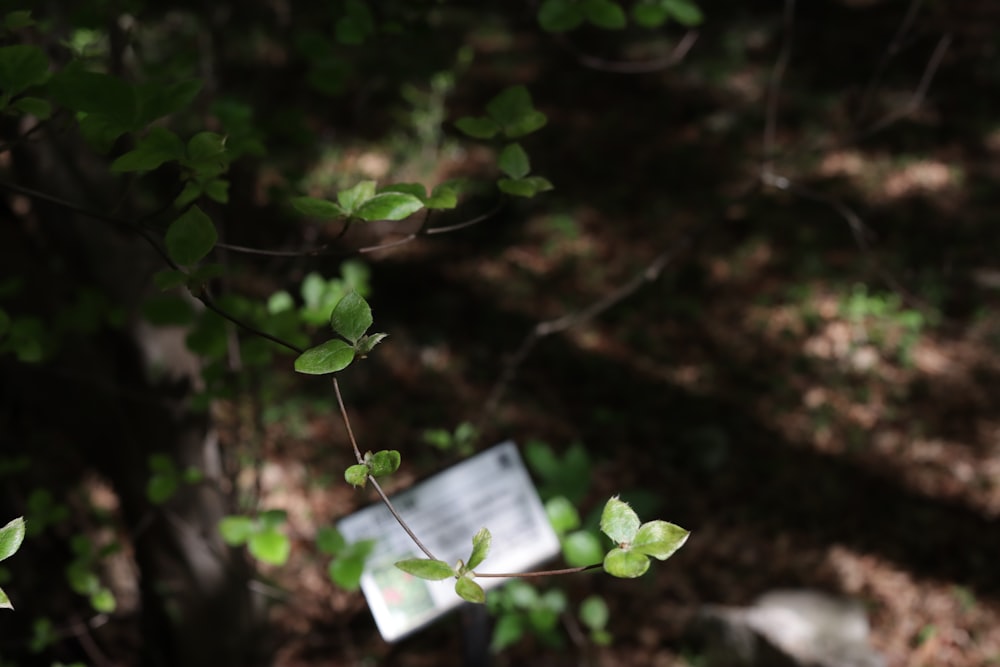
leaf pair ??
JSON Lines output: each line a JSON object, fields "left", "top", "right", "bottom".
{"left": 0, "top": 516, "right": 25, "bottom": 610}
{"left": 292, "top": 180, "right": 425, "bottom": 223}
{"left": 395, "top": 527, "right": 492, "bottom": 604}
{"left": 219, "top": 510, "right": 291, "bottom": 566}
{"left": 496, "top": 143, "right": 554, "bottom": 198}
{"left": 343, "top": 449, "right": 401, "bottom": 488}
{"left": 294, "top": 291, "right": 387, "bottom": 375}
{"left": 599, "top": 497, "right": 689, "bottom": 578}
{"left": 316, "top": 526, "right": 375, "bottom": 590}
{"left": 455, "top": 86, "right": 547, "bottom": 140}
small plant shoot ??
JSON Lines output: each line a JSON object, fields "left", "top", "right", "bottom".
{"left": 0, "top": 516, "right": 26, "bottom": 610}
{"left": 295, "top": 291, "right": 387, "bottom": 375}
{"left": 600, "top": 497, "right": 689, "bottom": 578}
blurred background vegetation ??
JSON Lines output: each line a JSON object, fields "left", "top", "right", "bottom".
{"left": 1, "top": 1, "right": 999, "bottom": 666}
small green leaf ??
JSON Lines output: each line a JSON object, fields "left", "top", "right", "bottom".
{"left": 455, "top": 574, "right": 486, "bottom": 604}
{"left": 328, "top": 554, "right": 365, "bottom": 589}
{"left": 486, "top": 86, "right": 535, "bottom": 129}
{"left": 580, "top": 595, "right": 610, "bottom": 630}
{"left": 294, "top": 339, "right": 356, "bottom": 374}
{"left": 490, "top": 613, "right": 525, "bottom": 652}
{"left": 165, "top": 206, "right": 217, "bottom": 266}
{"left": 0, "top": 585, "right": 11, "bottom": 610}
{"left": 186, "top": 131, "right": 227, "bottom": 163}
{"left": 380, "top": 183, "right": 427, "bottom": 199}
{"left": 259, "top": 509, "right": 288, "bottom": 529}
{"left": 369, "top": 450, "right": 401, "bottom": 477}
{"left": 11, "top": 96, "right": 51, "bottom": 119}
{"left": 356, "top": 332, "right": 388, "bottom": 356}
{"left": 498, "top": 176, "right": 553, "bottom": 198}
{"left": 136, "top": 79, "right": 203, "bottom": 126}
{"left": 582, "top": 0, "right": 627, "bottom": 29}
{"left": 0, "top": 45, "right": 49, "bottom": 97}
{"left": 291, "top": 196, "right": 345, "bottom": 219}
{"left": 146, "top": 474, "right": 177, "bottom": 505}
{"left": 0, "top": 517, "right": 25, "bottom": 562}
{"left": 538, "top": 0, "right": 585, "bottom": 32}
{"left": 344, "top": 464, "right": 369, "bottom": 487}
{"left": 467, "top": 527, "right": 491, "bottom": 571}
{"left": 663, "top": 0, "right": 704, "bottom": 26}
{"left": 503, "top": 111, "right": 548, "bottom": 138}
{"left": 395, "top": 558, "right": 455, "bottom": 581}
{"left": 633, "top": 520, "right": 689, "bottom": 560}
{"left": 248, "top": 528, "right": 290, "bottom": 565}
{"left": 600, "top": 497, "right": 641, "bottom": 544}
{"left": 111, "top": 127, "right": 184, "bottom": 172}
{"left": 337, "top": 180, "right": 377, "bottom": 214}
{"left": 203, "top": 178, "right": 229, "bottom": 204}
{"left": 603, "top": 547, "right": 649, "bottom": 578}
{"left": 354, "top": 192, "right": 424, "bottom": 221}
{"left": 561, "top": 530, "right": 604, "bottom": 567}
{"left": 631, "top": 2, "right": 669, "bottom": 27}
{"left": 545, "top": 496, "right": 580, "bottom": 535}
{"left": 498, "top": 143, "right": 531, "bottom": 179}
{"left": 218, "top": 516, "right": 255, "bottom": 546}
{"left": 426, "top": 183, "right": 459, "bottom": 209}
{"left": 330, "top": 291, "right": 372, "bottom": 343}
{"left": 455, "top": 116, "right": 501, "bottom": 139}
{"left": 90, "top": 588, "right": 116, "bottom": 613}
{"left": 316, "top": 526, "right": 347, "bottom": 555}
{"left": 49, "top": 66, "right": 136, "bottom": 128}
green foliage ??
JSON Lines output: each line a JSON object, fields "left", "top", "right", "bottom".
{"left": 293, "top": 179, "right": 425, "bottom": 222}
{"left": 316, "top": 526, "right": 374, "bottom": 590}
{"left": 395, "top": 527, "right": 492, "bottom": 603}
{"left": 456, "top": 85, "right": 548, "bottom": 140}
{"left": 146, "top": 454, "right": 203, "bottom": 505}
{"left": 525, "top": 440, "right": 591, "bottom": 504}
{"left": 579, "top": 595, "right": 612, "bottom": 645}
{"left": 165, "top": 206, "right": 218, "bottom": 267}
{"left": 0, "top": 516, "right": 25, "bottom": 610}
{"left": 487, "top": 581, "right": 568, "bottom": 651}
{"left": 66, "top": 535, "right": 118, "bottom": 613}
{"left": 218, "top": 510, "right": 291, "bottom": 566}
{"left": 538, "top": 0, "right": 703, "bottom": 31}
{"left": 343, "top": 449, "right": 402, "bottom": 488}
{"left": 295, "top": 290, "right": 387, "bottom": 375}
{"left": 422, "top": 421, "right": 478, "bottom": 456}
{"left": 600, "top": 497, "right": 689, "bottom": 578}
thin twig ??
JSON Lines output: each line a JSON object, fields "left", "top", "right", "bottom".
{"left": 367, "top": 475, "right": 439, "bottom": 562}
{"left": 762, "top": 0, "right": 796, "bottom": 174}
{"left": 855, "top": 0, "right": 924, "bottom": 125}
{"left": 563, "top": 31, "right": 699, "bottom": 74}
{"left": 333, "top": 377, "right": 363, "bottom": 464}
{"left": 198, "top": 290, "right": 304, "bottom": 354}
{"left": 474, "top": 563, "right": 602, "bottom": 578}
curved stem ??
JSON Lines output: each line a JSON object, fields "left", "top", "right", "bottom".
{"left": 473, "top": 563, "right": 603, "bottom": 578}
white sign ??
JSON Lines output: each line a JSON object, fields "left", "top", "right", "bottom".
{"left": 337, "top": 441, "right": 560, "bottom": 641}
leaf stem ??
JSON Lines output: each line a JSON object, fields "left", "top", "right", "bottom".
{"left": 473, "top": 563, "right": 603, "bottom": 578}
{"left": 367, "top": 475, "right": 439, "bottom": 562}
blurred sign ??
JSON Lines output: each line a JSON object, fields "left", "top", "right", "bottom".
{"left": 338, "top": 441, "right": 560, "bottom": 641}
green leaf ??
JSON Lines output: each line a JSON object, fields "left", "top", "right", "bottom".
{"left": 380, "top": 183, "right": 427, "bottom": 199}
{"left": 504, "top": 110, "right": 548, "bottom": 139}
{"left": 330, "top": 291, "right": 372, "bottom": 343}
{"left": 454, "top": 116, "right": 501, "bottom": 140}
{"left": 89, "top": 588, "right": 116, "bottom": 613}
{"left": 344, "top": 464, "right": 368, "bottom": 487}
{"left": 600, "top": 497, "right": 641, "bottom": 544}
{"left": 337, "top": 180, "right": 377, "bottom": 214}
{"left": 294, "top": 339, "right": 356, "bottom": 374}
{"left": 0, "top": 585, "right": 11, "bottom": 610}
{"left": 486, "top": 86, "right": 535, "bottom": 130}
{"left": 174, "top": 181, "right": 203, "bottom": 208}
{"left": 218, "top": 515, "right": 255, "bottom": 546}
{"left": 203, "top": 178, "right": 229, "bottom": 204}
{"left": 328, "top": 554, "right": 365, "bottom": 589}
{"left": 579, "top": 595, "right": 609, "bottom": 630}
{"left": 455, "top": 575, "right": 486, "bottom": 604}
{"left": 426, "top": 183, "right": 459, "bottom": 209}
{"left": 663, "top": 0, "right": 704, "bottom": 26}
{"left": 248, "top": 528, "right": 290, "bottom": 565}
{"left": 633, "top": 520, "right": 689, "bottom": 560}
{"left": 291, "top": 196, "right": 345, "bottom": 219}
{"left": 355, "top": 332, "right": 388, "bottom": 356}
{"left": 0, "top": 517, "right": 25, "bottom": 562}
{"left": 603, "top": 547, "right": 649, "bottom": 578}
{"left": 316, "top": 526, "right": 347, "bottom": 555}
{"left": 146, "top": 474, "right": 177, "bottom": 504}
{"left": 165, "top": 206, "right": 217, "bottom": 266}
{"left": 354, "top": 192, "right": 424, "bottom": 221}
{"left": 498, "top": 143, "right": 531, "bottom": 179}
{"left": 545, "top": 496, "right": 580, "bottom": 535}
{"left": 562, "top": 530, "right": 604, "bottom": 567}
{"left": 259, "top": 509, "right": 288, "bottom": 529}
{"left": 538, "top": 0, "right": 585, "bottom": 32}
{"left": 369, "top": 450, "right": 401, "bottom": 477}
{"left": 0, "top": 45, "right": 49, "bottom": 97}
{"left": 11, "top": 96, "right": 51, "bottom": 119}
{"left": 631, "top": 2, "right": 669, "bottom": 27}
{"left": 48, "top": 66, "right": 136, "bottom": 129}
{"left": 490, "top": 613, "right": 525, "bottom": 652}
{"left": 582, "top": 0, "right": 627, "bottom": 29}
{"left": 186, "top": 131, "right": 227, "bottom": 163}
{"left": 498, "top": 176, "right": 553, "bottom": 197}
{"left": 111, "top": 127, "right": 185, "bottom": 173}
{"left": 395, "top": 558, "right": 455, "bottom": 581}
{"left": 135, "top": 79, "right": 202, "bottom": 126}
{"left": 467, "top": 527, "right": 491, "bottom": 571}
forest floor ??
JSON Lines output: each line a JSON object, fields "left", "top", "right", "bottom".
{"left": 226, "top": 6, "right": 1000, "bottom": 666}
